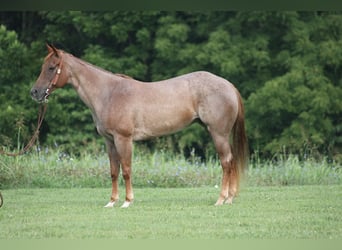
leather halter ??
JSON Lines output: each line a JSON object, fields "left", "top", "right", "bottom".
{"left": 43, "top": 54, "right": 64, "bottom": 99}
{"left": 50, "top": 57, "right": 63, "bottom": 87}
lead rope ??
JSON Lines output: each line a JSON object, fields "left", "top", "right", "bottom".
{"left": 0, "top": 104, "right": 47, "bottom": 156}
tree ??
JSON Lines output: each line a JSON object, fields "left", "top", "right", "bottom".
{"left": 0, "top": 11, "right": 341, "bottom": 160}
{"left": 0, "top": 24, "right": 37, "bottom": 149}
{"left": 245, "top": 12, "right": 342, "bottom": 159}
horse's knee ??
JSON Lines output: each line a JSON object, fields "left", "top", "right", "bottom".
{"left": 111, "top": 173, "right": 119, "bottom": 181}
{"left": 215, "top": 141, "right": 233, "bottom": 167}
{"left": 220, "top": 153, "right": 233, "bottom": 171}
{"left": 121, "top": 167, "right": 131, "bottom": 181}
{"left": 110, "top": 164, "right": 120, "bottom": 181}
{"left": 226, "top": 152, "right": 233, "bottom": 165}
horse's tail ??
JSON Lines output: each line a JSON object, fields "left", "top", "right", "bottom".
{"left": 231, "top": 89, "right": 248, "bottom": 191}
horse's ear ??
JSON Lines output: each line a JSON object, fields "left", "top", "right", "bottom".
{"left": 46, "top": 43, "right": 59, "bottom": 57}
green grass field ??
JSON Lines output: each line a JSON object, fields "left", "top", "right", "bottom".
{"left": 0, "top": 185, "right": 341, "bottom": 239}
{"left": 1, "top": 149, "right": 341, "bottom": 239}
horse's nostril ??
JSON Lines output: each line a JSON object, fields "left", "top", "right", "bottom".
{"left": 30, "top": 88, "right": 38, "bottom": 97}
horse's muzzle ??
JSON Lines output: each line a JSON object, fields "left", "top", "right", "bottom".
{"left": 30, "top": 87, "right": 49, "bottom": 103}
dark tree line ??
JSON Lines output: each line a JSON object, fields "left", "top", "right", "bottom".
{"left": 0, "top": 11, "right": 341, "bottom": 161}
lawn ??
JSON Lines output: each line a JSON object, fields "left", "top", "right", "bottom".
{"left": 0, "top": 185, "right": 341, "bottom": 239}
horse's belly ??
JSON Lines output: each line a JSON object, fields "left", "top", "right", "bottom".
{"left": 132, "top": 108, "right": 196, "bottom": 141}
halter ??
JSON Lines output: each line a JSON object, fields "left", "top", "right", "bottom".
{"left": 45, "top": 54, "right": 64, "bottom": 97}
{"left": 50, "top": 56, "right": 63, "bottom": 86}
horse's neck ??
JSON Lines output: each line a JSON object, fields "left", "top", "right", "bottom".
{"left": 66, "top": 54, "right": 114, "bottom": 115}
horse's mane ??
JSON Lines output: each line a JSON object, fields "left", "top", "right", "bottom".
{"left": 60, "top": 51, "right": 134, "bottom": 80}
{"left": 113, "top": 73, "right": 133, "bottom": 79}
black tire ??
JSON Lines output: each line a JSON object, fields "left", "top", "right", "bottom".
{"left": 0, "top": 192, "right": 3, "bottom": 207}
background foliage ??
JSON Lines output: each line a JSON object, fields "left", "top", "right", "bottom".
{"left": 0, "top": 11, "right": 341, "bottom": 161}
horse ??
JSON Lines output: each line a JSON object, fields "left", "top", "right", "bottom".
{"left": 31, "top": 44, "right": 248, "bottom": 208}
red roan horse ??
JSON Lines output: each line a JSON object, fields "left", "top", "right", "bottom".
{"left": 31, "top": 44, "right": 248, "bottom": 208}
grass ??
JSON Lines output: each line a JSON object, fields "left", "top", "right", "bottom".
{"left": 0, "top": 185, "right": 341, "bottom": 239}
{"left": 0, "top": 148, "right": 341, "bottom": 189}
{"left": 0, "top": 148, "right": 341, "bottom": 239}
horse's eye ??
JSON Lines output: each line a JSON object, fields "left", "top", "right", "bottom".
{"left": 48, "top": 66, "right": 55, "bottom": 71}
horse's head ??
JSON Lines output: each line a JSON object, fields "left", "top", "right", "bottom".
{"left": 30, "top": 44, "right": 69, "bottom": 103}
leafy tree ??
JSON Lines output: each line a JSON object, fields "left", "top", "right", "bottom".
{"left": 245, "top": 12, "right": 342, "bottom": 159}
{"left": 0, "top": 24, "right": 38, "bottom": 149}
{"left": 0, "top": 11, "right": 341, "bottom": 160}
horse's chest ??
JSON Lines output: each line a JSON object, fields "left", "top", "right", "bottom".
{"left": 95, "top": 121, "right": 107, "bottom": 137}
{"left": 92, "top": 114, "right": 109, "bottom": 137}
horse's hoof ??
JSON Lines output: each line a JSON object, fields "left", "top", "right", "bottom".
{"left": 121, "top": 201, "right": 132, "bottom": 208}
{"left": 214, "top": 200, "right": 224, "bottom": 206}
{"left": 104, "top": 201, "right": 116, "bottom": 208}
{"left": 224, "top": 198, "right": 233, "bottom": 205}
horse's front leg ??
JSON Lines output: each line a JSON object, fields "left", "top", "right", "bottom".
{"left": 114, "top": 134, "right": 134, "bottom": 208}
{"left": 104, "top": 140, "right": 120, "bottom": 208}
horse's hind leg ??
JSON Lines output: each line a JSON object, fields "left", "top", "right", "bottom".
{"left": 226, "top": 160, "right": 238, "bottom": 204}
{"left": 210, "top": 131, "right": 233, "bottom": 206}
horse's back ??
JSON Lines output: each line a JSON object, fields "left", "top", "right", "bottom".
{"left": 158, "top": 71, "right": 237, "bottom": 99}
{"left": 136, "top": 71, "right": 239, "bottom": 118}
{"left": 156, "top": 71, "right": 230, "bottom": 86}
{"left": 116, "top": 71, "right": 239, "bottom": 140}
